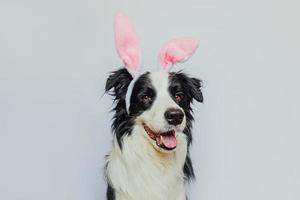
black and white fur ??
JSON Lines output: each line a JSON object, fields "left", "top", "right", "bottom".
{"left": 104, "top": 68, "right": 203, "bottom": 200}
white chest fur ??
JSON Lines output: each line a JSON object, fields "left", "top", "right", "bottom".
{"left": 105, "top": 126, "right": 188, "bottom": 200}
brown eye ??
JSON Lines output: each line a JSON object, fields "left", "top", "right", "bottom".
{"left": 143, "top": 95, "right": 151, "bottom": 101}
{"left": 175, "top": 94, "right": 182, "bottom": 102}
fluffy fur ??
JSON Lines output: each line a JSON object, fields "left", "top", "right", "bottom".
{"left": 105, "top": 68, "right": 203, "bottom": 200}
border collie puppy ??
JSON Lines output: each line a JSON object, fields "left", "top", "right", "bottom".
{"left": 104, "top": 12, "right": 203, "bottom": 200}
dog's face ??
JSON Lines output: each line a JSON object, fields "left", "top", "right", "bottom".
{"left": 105, "top": 69, "right": 203, "bottom": 153}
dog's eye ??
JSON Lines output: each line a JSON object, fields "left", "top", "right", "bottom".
{"left": 142, "top": 95, "right": 151, "bottom": 102}
{"left": 175, "top": 93, "right": 183, "bottom": 102}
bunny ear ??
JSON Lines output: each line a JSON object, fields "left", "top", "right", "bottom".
{"left": 115, "top": 12, "right": 141, "bottom": 76}
{"left": 159, "top": 38, "right": 199, "bottom": 70}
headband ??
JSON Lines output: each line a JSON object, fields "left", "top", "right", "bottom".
{"left": 114, "top": 12, "right": 199, "bottom": 114}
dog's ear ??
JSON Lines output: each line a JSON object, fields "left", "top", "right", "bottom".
{"left": 189, "top": 77, "right": 203, "bottom": 103}
{"left": 105, "top": 68, "right": 133, "bottom": 100}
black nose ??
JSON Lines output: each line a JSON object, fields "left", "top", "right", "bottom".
{"left": 164, "top": 108, "right": 184, "bottom": 125}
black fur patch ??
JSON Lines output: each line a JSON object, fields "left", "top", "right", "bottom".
{"left": 106, "top": 184, "right": 115, "bottom": 200}
{"left": 168, "top": 72, "right": 203, "bottom": 145}
{"left": 105, "top": 68, "right": 133, "bottom": 148}
{"left": 129, "top": 72, "right": 156, "bottom": 116}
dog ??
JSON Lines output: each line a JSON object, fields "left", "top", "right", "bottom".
{"left": 104, "top": 12, "right": 203, "bottom": 200}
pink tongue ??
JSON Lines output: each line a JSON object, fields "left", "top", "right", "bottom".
{"left": 160, "top": 134, "right": 177, "bottom": 149}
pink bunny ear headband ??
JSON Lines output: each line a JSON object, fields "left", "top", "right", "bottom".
{"left": 114, "top": 12, "right": 199, "bottom": 113}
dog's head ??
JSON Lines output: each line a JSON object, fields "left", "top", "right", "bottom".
{"left": 106, "top": 69, "right": 202, "bottom": 152}
{"left": 105, "top": 12, "right": 203, "bottom": 153}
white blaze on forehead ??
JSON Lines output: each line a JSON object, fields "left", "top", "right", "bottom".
{"left": 149, "top": 71, "right": 170, "bottom": 94}
{"left": 149, "top": 71, "right": 175, "bottom": 108}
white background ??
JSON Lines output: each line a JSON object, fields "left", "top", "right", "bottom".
{"left": 0, "top": 0, "right": 299, "bottom": 199}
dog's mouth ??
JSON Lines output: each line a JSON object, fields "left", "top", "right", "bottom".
{"left": 143, "top": 124, "right": 177, "bottom": 151}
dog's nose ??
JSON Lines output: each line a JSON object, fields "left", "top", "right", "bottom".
{"left": 164, "top": 108, "right": 184, "bottom": 125}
